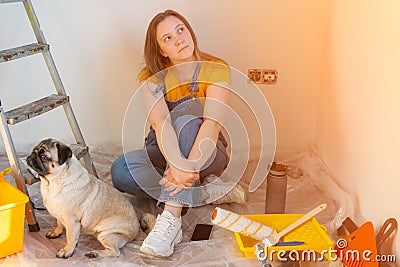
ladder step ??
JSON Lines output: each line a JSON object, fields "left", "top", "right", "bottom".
{"left": 23, "top": 169, "right": 39, "bottom": 185}
{"left": 5, "top": 94, "right": 69, "bottom": 125}
{"left": 70, "top": 143, "right": 89, "bottom": 160}
{"left": 0, "top": 0, "right": 24, "bottom": 4}
{"left": 19, "top": 156, "right": 40, "bottom": 185}
{"left": 0, "top": 43, "right": 49, "bottom": 63}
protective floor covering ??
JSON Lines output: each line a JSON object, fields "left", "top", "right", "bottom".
{"left": 0, "top": 145, "right": 354, "bottom": 266}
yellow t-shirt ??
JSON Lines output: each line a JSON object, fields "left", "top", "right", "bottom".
{"left": 140, "top": 59, "right": 230, "bottom": 101}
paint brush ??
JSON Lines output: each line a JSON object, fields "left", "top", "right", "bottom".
{"left": 262, "top": 204, "right": 327, "bottom": 247}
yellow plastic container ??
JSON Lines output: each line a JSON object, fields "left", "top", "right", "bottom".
{"left": 0, "top": 168, "right": 29, "bottom": 258}
{"left": 234, "top": 214, "right": 334, "bottom": 260}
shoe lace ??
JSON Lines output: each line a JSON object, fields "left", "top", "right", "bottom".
{"left": 206, "top": 181, "right": 234, "bottom": 201}
{"left": 208, "top": 183, "right": 247, "bottom": 204}
{"left": 209, "top": 190, "right": 233, "bottom": 203}
{"left": 151, "top": 214, "right": 177, "bottom": 241}
{"left": 211, "top": 192, "right": 233, "bottom": 203}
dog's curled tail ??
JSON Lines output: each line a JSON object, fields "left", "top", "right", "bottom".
{"left": 136, "top": 213, "right": 156, "bottom": 241}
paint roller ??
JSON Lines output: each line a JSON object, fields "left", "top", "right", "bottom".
{"left": 210, "top": 207, "right": 276, "bottom": 240}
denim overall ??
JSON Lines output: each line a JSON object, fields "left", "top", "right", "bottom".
{"left": 111, "top": 63, "right": 229, "bottom": 209}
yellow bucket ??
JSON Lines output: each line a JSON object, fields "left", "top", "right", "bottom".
{"left": 234, "top": 213, "right": 334, "bottom": 260}
{"left": 0, "top": 168, "right": 29, "bottom": 258}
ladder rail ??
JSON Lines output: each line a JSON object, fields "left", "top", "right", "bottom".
{"left": 23, "top": 0, "right": 98, "bottom": 177}
{"left": 0, "top": 101, "right": 39, "bottom": 231}
{"left": 23, "top": 0, "right": 65, "bottom": 95}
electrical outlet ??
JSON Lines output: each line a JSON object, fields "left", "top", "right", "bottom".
{"left": 262, "top": 69, "right": 278, "bottom": 84}
{"left": 248, "top": 69, "right": 278, "bottom": 84}
{"left": 248, "top": 69, "right": 262, "bottom": 83}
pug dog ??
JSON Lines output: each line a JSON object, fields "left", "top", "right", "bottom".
{"left": 27, "top": 138, "right": 155, "bottom": 259}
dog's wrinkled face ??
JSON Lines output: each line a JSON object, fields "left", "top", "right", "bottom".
{"left": 27, "top": 138, "right": 72, "bottom": 176}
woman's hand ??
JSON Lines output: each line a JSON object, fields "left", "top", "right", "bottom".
{"left": 159, "top": 167, "right": 199, "bottom": 196}
{"left": 168, "top": 165, "right": 199, "bottom": 184}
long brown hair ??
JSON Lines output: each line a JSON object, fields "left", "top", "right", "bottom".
{"left": 139, "top": 10, "right": 223, "bottom": 81}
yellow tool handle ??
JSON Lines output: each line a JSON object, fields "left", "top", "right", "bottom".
{"left": 273, "top": 204, "right": 327, "bottom": 241}
{"left": 0, "top": 167, "right": 12, "bottom": 177}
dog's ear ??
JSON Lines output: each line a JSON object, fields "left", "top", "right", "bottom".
{"left": 57, "top": 142, "right": 72, "bottom": 165}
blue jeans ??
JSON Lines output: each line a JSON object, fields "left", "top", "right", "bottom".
{"left": 111, "top": 96, "right": 228, "bottom": 208}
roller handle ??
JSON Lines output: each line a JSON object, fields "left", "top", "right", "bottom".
{"left": 274, "top": 204, "right": 327, "bottom": 240}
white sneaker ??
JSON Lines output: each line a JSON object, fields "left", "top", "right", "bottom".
{"left": 204, "top": 175, "right": 248, "bottom": 205}
{"left": 140, "top": 210, "right": 182, "bottom": 258}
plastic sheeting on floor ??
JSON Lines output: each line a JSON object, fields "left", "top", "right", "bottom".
{"left": 0, "top": 145, "right": 354, "bottom": 267}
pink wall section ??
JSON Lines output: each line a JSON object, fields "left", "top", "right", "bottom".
{"left": 317, "top": 0, "right": 400, "bottom": 257}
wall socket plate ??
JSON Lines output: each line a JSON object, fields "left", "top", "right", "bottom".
{"left": 248, "top": 69, "right": 263, "bottom": 83}
{"left": 248, "top": 69, "right": 278, "bottom": 84}
{"left": 262, "top": 69, "right": 278, "bottom": 84}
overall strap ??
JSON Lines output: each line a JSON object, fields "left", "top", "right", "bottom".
{"left": 156, "top": 62, "right": 202, "bottom": 95}
{"left": 188, "top": 62, "right": 201, "bottom": 92}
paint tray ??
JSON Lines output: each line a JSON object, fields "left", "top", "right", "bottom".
{"left": 0, "top": 168, "right": 29, "bottom": 258}
{"left": 234, "top": 214, "right": 334, "bottom": 259}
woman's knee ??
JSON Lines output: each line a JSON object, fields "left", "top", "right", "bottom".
{"left": 173, "top": 115, "right": 202, "bottom": 136}
{"left": 173, "top": 115, "right": 202, "bottom": 157}
{"left": 111, "top": 151, "right": 148, "bottom": 193}
{"left": 111, "top": 155, "right": 129, "bottom": 191}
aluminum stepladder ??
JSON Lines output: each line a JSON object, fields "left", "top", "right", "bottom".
{"left": 0, "top": 0, "right": 98, "bottom": 232}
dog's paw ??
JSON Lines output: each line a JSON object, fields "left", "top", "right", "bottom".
{"left": 56, "top": 248, "right": 74, "bottom": 259}
{"left": 85, "top": 248, "right": 120, "bottom": 258}
{"left": 46, "top": 229, "right": 63, "bottom": 239}
{"left": 85, "top": 251, "right": 99, "bottom": 258}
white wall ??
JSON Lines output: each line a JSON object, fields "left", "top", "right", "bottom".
{"left": 0, "top": 0, "right": 326, "bottom": 154}
{"left": 317, "top": 0, "right": 400, "bottom": 256}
